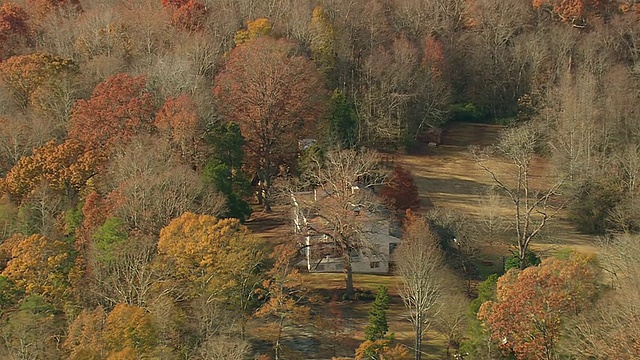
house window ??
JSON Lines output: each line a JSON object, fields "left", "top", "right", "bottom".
{"left": 316, "top": 264, "right": 325, "bottom": 271}
{"left": 370, "top": 261, "right": 380, "bottom": 269}
{"left": 389, "top": 243, "right": 398, "bottom": 255}
{"left": 349, "top": 249, "right": 360, "bottom": 261}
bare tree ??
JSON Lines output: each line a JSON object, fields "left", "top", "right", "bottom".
{"left": 104, "top": 136, "right": 225, "bottom": 235}
{"left": 435, "top": 291, "right": 468, "bottom": 359}
{"left": 392, "top": 0, "right": 465, "bottom": 38}
{"left": 357, "top": 36, "right": 450, "bottom": 149}
{"left": 477, "top": 187, "right": 510, "bottom": 243}
{"left": 90, "top": 235, "right": 156, "bottom": 308}
{"left": 426, "top": 207, "right": 479, "bottom": 295}
{"left": 540, "top": 70, "right": 604, "bottom": 181}
{"left": 563, "top": 234, "right": 640, "bottom": 359}
{"left": 395, "top": 212, "right": 444, "bottom": 360}
{"left": 197, "top": 335, "right": 251, "bottom": 360}
{"left": 473, "top": 124, "right": 567, "bottom": 269}
{"left": 289, "top": 147, "right": 387, "bottom": 297}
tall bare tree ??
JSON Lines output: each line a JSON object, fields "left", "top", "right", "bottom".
{"left": 395, "top": 211, "right": 444, "bottom": 360}
{"left": 473, "top": 124, "right": 567, "bottom": 269}
{"left": 289, "top": 147, "right": 387, "bottom": 297}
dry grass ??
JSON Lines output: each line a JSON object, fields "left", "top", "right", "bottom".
{"left": 397, "top": 123, "right": 600, "bottom": 256}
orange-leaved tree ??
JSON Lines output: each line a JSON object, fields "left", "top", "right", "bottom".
{"left": 103, "top": 303, "right": 157, "bottom": 357}
{"left": 478, "top": 253, "right": 599, "bottom": 360}
{"left": 68, "top": 73, "right": 155, "bottom": 156}
{"left": 64, "top": 306, "right": 107, "bottom": 360}
{"left": 213, "top": 36, "right": 326, "bottom": 212}
{"left": 233, "top": 17, "right": 272, "bottom": 46}
{"left": 2, "top": 139, "right": 100, "bottom": 203}
{"left": 355, "top": 339, "right": 409, "bottom": 360}
{"left": 156, "top": 213, "right": 262, "bottom": 291}
{"left": 532, "top": 0, "right": 615, "bottom": 25}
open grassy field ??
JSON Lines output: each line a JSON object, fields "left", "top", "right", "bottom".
{"left": 396, "top": 122, "right": 600, "bottom": 256}
{"left": 244, "top": 122, "right": 601, "bottom": 359}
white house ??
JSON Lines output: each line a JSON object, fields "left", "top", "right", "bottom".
{"left": 291, "top": 190, "right": 401, "bottom": 274}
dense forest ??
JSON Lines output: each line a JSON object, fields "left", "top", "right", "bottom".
{"left": 0, "top": 0, "right": 639, "bottom": 359}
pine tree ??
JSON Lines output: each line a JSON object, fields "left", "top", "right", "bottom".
{"left": 365, "top": 286, "right": 391, "bottom": 341}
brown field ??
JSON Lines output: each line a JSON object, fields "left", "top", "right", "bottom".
{"left": 397, "top": 122, "right": 599, "bottom": 256}
{"left": 245, "top": 122, "right": 600, "bottom": 359}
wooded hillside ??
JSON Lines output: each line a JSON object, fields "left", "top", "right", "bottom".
{"left": 0, "top": 0, "right": 638, "bottom": 359}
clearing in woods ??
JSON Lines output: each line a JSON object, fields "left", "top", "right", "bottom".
{"left": 243, "top": 122, "right": 599, "bottom": 359}
{"left": 396, "top": 122, "right": 599, "bottom": 256}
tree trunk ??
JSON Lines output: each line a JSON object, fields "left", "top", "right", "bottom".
{"left": 263, "top": 191, "right": 272, "bottom": 213}
{"left": 240, "top": 314, "right": 246, "bottom": 340}
{"left": 416, "top": 319, "right": 422, "bottom": 360}
{"left": 275, "top": 316, "right": 284, "bottom": 360}
{"left": 345, "top": 263, "right": 354, "bottom": 299}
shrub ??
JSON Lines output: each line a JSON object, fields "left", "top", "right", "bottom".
{"left": 504, "top": 250, "right": 541, "bottom": 271}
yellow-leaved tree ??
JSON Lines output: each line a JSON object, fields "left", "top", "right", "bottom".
{"left": 1, "top": 233, "right": 73, "bottom": 306}
{"left": 233, "top": 17, "right": 272, "bottom": 45}
{"left": 155, "top": 212, "right": 266, "bottom": 339}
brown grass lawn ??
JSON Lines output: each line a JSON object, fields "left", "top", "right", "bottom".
{"left": 245, "top": 123, "right": 601, "bottom": 359}
{"left": 397, "top": 122, "right": 600, "bottom": 256}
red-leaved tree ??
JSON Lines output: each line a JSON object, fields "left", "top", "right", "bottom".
{"left": 379, "top": 165, "right": 421, "bottom": 212}
{"left": 171, "top": 0, "right": 207, "bottom": 32}
{"left": 423, "top": 35, "right": 445, "bottom": 78}
{"left": 213, "top": 36, "right": 326, "bottom": 212}
{"left": 68, "top": 73, "right": 156, "bottom": 156}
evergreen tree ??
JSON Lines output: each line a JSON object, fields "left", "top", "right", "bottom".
{"left": 204, "top": 122, "right": 252, "bottom": 222}
{"left": 328, "top": 89, "right": 358, "bottom": 148}
{"left": 365, "top": 286, "right": 391, "bottom": 341}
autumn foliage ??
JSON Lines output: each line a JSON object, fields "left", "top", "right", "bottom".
{"left": 379, "top": 165, "right": 420, "bottom": 212}
{"left": 478, "top": 254, "right": 599, "bottom": 360}
{"left": 532, "top": 0, "right": 615, "bottom": 23}
{"left": 68, "top": 73, "right": 155, "bottom": 155}
{"left": 234, "top": 17, "right": 272, "bottom": 45}
{"left": 161, "top": 0, "right": 188, "bottom": 8}
{"left": 171, "top": 0, "right": 207, "bottom": 31}
{"left": 0, "top": 3, "right": 30, "bottom": 59}
{"left": 162, "top": 0, "right": 207, "bottom": 31}
{"left": 155, "top": 94, "right": 203, "bottom": 166}
{"left": 423, "top": 36, "right": 445, "bottom": 77}
{"left": 0, "top": 53, "right": 77, "bottom": 109}
{"left": 0, "top": 234, "right": 72, "bottom": 305}
{"left": 156, "top": 212, "right": 265, "bottom": 296}
{"left": 214, "top": 36, "right": 325, "bottom": 209}
{"left": 3, "top": 139, "right": 99, "bottom": 202}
